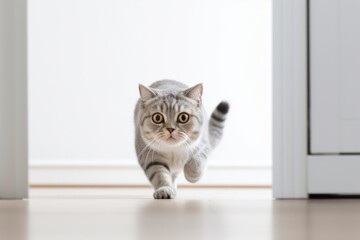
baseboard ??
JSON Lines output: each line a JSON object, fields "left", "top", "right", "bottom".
{"left": 29, "top": 160, "right": 271, "bottom": 187}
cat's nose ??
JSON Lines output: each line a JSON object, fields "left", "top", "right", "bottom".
{"left": 166, "top": 128, "right": 175, "bottom": 133}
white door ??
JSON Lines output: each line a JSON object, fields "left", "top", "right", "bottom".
{"left": 0, "top": 0, "right": 28, "bottom": 199}
{"left": 309, "top": 0, "right": 360, "bottom": 194}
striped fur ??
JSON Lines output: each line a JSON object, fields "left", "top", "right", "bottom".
{"left": 209, "top": 101, "right": 230, "bottom": 148}
{"left": 134, "top": 80, "right": 229, "bottom": 199}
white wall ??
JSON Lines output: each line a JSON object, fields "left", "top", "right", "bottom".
{"left": 28, "top": 0, "right": 271, "bottom": 166}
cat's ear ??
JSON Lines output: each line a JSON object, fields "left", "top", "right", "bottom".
{"left": 184, "top": 83, "right": 203, "bottom": 106}
{"left": 139, "top": 84, "right": 156, "bottom": 102}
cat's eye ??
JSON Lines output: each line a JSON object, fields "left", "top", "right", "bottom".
{"left": 152, "top": 113, "right": 164, "bottom": 124}
{"left": 178, "top": 112, "right": 190, "bottom": 123}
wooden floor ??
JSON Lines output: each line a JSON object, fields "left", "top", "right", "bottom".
{"left": 1, "top": 187, "right": 360, "bottom": 240}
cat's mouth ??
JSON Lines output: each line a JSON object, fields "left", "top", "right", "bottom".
{"left": 167, "top": 135, "right": 177, "bottom": 141}
{"left": 164, "top": 135, "right": 181, "bottom": 145}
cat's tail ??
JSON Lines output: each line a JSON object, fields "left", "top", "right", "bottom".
{"left": 208, "top": 101, "right": 229, "bottom": 149}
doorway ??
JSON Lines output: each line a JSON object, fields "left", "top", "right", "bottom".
{"left": 27, "top": 0, "right": 272, "bottom": 190}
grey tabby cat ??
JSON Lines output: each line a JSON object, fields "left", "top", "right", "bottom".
{"left": 134, "top": 80, "right": 229, "bottom": 199}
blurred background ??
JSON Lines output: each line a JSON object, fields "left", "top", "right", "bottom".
{"left": 28, "top": 0, "right": 271, "bottom": 186}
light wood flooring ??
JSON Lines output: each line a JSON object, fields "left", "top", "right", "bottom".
{"left": 1, "top": 187, "right": 360, "bottom": 240}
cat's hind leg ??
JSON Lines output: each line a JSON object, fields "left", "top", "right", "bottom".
{"left": 144, "top": 161, "right": 176, "bottom": 199}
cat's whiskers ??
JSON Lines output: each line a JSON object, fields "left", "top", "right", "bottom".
{"left": 137, "top": 132, "right": 162, "bottom": 158}
{"left": 179, "top": 133, "right": 194, "bottom": 161}
{"left": 151, "top": 136, "right": 162, "bottom": 161}
{"left": 137, "top": 140, "right": 155, "bottom": 158}
{"left": 155, "top": 138, "right": 161, "bottom": 155}
{"left": 142, "top": 133, "right": 162, "bottom": 164}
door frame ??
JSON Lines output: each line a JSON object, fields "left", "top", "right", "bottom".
{"left": 0, "top": 0, "right": 308, "bottom": 199}
{"left": 0, "top": 0, "right": 28, "bottom": 199}
{"left": 273, "top": 0, "right": 308, "bottom": 198}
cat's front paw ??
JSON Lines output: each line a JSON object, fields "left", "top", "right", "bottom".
{"left": 153, "top": 186, "right": 176, "bottom": 199}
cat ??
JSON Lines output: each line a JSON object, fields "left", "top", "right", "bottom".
{"left": 134, "top": 80, "right": 229, "bottom": 199}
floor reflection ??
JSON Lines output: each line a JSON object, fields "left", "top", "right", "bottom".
{"left": 0, "top": 200, "right": 29, "bottom": 240}
{"left": 272, "top": 200, "right": 360, "bottom": 240}
{"left": 137, "top": 200, "right": 225, "bottom": 240}
{"left": 3, "top": 190, "right": 360, "bottom": 240}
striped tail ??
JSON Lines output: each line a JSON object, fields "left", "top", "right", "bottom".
{"left": 208, "top": 101, "right": 230, "bottom": 148}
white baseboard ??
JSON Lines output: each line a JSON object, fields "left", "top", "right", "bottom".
{"left": 308, "top": 156, "right": 360, "bottom": 194}
{"left": 29, "top": 160, "right": 271, "bottom": 187}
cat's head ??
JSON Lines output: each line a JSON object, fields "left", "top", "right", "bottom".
{"left": 138, "top": 83, "right": 204, "bottom": 149}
